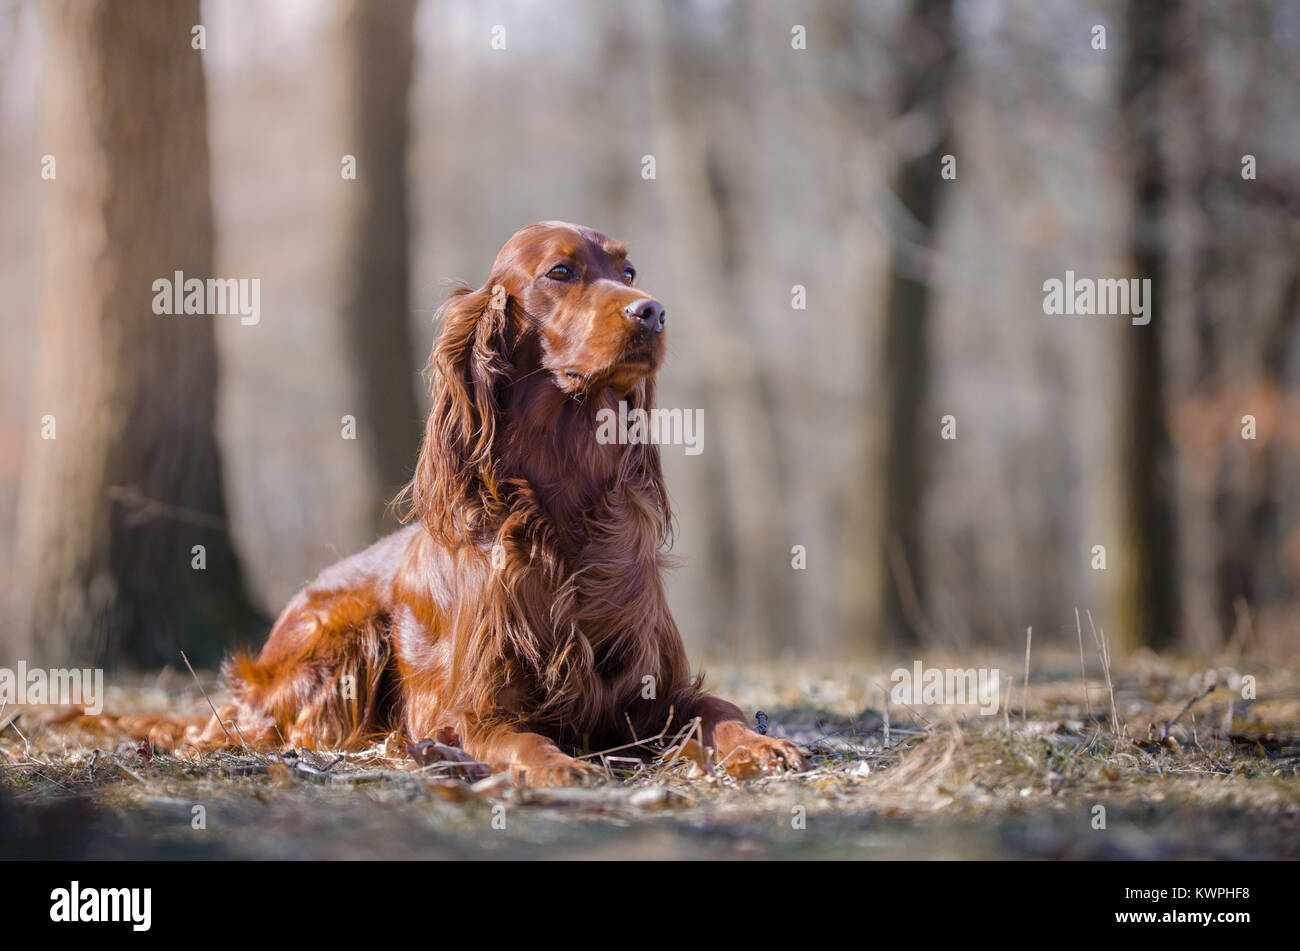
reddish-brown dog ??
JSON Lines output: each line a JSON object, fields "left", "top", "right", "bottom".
{"left": 203, "top": 222, "right": 806, "bottom": 785}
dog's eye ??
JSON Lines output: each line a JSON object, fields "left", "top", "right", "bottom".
{"left": 622, "top": 265, "right": 636, "bottom": 285}
{"left": 546, "top": 264, "right": 573, "bottom": 281}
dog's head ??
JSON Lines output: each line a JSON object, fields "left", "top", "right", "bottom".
{"left": 489, "top": 221, "right": 666, "bottom": 396}
{"left": 405, "top": 222, "right": 668, "bottom": 542}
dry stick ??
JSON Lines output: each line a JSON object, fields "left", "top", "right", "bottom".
{"left": 1003, "top": 675, "right": 1013, "bottom": 734}
{"left": 627, "top": 714, "right": 711, "bottom": 773}
{"left": 869, "top": 678, "right": 932, "bottom": 730}
{"left": 881, "top": 682, "right": 891, "bottom": 748}
{"left": 1075, "top": 607, "right": 1094, "bottom": 722}
{"left": 28, "top": 764, "right": 76, "bottom": 793}
{"left": 660, "top": 705, "right": 678, "bottom": 741}
{"left": 0, "top": 702, "right": 18, "bottom": 738}
{"left": 1022, "top": 626, "right": 1033, "bottom": 724}
{"left": 575, "top": 730, "right": 670, "bottom": 762}
{"left": 5, "top": 711, "right": 53, "bottom": 787}
{"left": 1098, "top": 626, "right": 1120, "bottom": 740}
{"left": 6, "top": 714, "right": 31, "bottom": 756}
{"left": 179, "top": 650, "right": 244, "bottom": 749}
{"left": 577, "top": 707, "right": 683, "bottom": 763}
{"left": 666, "top": 716, "right": 704, "bottom": 765}
{"left": 1086, "top": 611, "right": 1120, "bottom": 739}
{"left": 1160, "top": 679, "right": 1217, "bottom": 742}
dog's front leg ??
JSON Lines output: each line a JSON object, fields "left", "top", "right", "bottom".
{"left": 686, "top": 694, "right": 809, "bottom": 774}
{"left": 464, "top": 723, "right": 607, "bottom": 787}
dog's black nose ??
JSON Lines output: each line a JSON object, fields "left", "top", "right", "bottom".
{"left": 624, "top": 298, "right": 666, "bottom": 333}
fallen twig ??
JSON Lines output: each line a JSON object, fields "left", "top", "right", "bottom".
{"left": 1022, "top": 626, "right": 1033, "bottom": 723}
{"left": 180, "top": 650, "right": 243, "bottom": 749}
{"left": 1075, "top": 607, "right": 1094, "bottom": 722}
{"left": 1160, "top": 675, "right": 1218, "bottom": 743}
{"left": 1087, "top": 610, "right": 1120, "bottom": 739}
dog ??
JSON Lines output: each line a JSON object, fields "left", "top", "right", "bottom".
{"left": 199, "top": 221, "right": 807, "bottom": 785}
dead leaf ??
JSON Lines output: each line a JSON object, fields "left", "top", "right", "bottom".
{"left": 664, "top": 738, "right": 711, "bottom": 776}
{"left": 298, "top": 748, "right": 332, "bottom": 770}
{"left": 406, "top": 738, "right": 489, "bottom": 780}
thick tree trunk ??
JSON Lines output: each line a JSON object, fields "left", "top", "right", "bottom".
{"left": 879, "top": 0, "right": 955, "bottom": 648}
{"left": 336, "top": 0, "right": 421, "bottom": 530}
{"left": 1117, "top": 0, "right": 1180, "bottom": 652}
{"left": 14, "top": 0, "right": 258, "bottom": 668}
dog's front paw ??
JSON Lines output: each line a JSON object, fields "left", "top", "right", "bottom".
{"left": 514, "top": 755, "right": 607, "bottom": 788}
{"left": 713, "top": 722, "right": 809, "bottom": 777}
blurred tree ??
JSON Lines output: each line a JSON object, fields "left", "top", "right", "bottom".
{"left": 878, "top": 0, "right": 955, "bottom": 648}
{"left": 653, "top": 0, "right": 792, "bottom": 657}
{"left": 335, "top": 0, "right": 422, "bottom": 530}
{"left": 14, "top": 0, "right": 259, "bottom": 668}
{"left": 1117, "top": 0, "right": 1180, "bottom": 651}
{"left": 1160, "top": 3, "right": 1300, "bottom": 654}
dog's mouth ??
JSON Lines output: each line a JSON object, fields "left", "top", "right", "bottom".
{"left": 556, "top": 349, "right": 659, "bottom": 397}
{"left": 617, "top": 347, "right": 658, "bottom": 368}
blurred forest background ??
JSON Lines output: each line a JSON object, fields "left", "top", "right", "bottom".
{"left": 0, "top": 0, "right": 1297, "bottom": 672}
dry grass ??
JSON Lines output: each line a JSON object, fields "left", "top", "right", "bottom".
{"left": 2, "top": 651, "right": 1298, "bottom": 859}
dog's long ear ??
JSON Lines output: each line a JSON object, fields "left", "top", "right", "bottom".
{"left": 625, "top": 374, "right": 673, "bottom": 544}
{"left": 399, "top": 282, "right": 511, "bottom": 543}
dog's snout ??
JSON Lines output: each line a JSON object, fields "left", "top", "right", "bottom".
{"left": 624, "top": 298, "right": 666, "bottom": 334}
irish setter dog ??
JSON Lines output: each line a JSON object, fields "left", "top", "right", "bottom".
{"left": 196, "top": 221, "right": 806, "bottom": 785}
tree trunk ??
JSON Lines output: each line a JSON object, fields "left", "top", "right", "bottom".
{"left": 1117, "top": 0, "right": 1180, "bottom": 652}
{"left": 652, "top": 0, "right": 792, "bottom": 658}
{"left": 14, "top": 0, "right": 258, "bottom": 669}
{"left": 879, "top": 0, "right": 955, "bottom": 648}
{"left": 336, "top": 0, "right": 422, "bottom": 531}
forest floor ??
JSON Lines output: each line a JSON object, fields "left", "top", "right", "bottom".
{"left": 2, "top": 649, "right": 1298, "bottom": 860}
